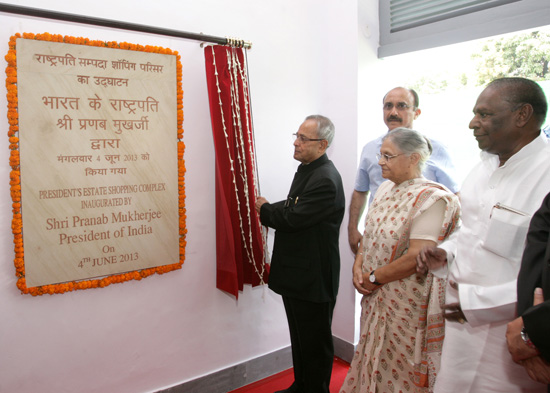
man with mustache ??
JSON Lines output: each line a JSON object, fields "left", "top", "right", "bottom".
{"left": 416, "top": 77, "right": 550, "bottom": 392}
{"left": 348, "top": 87, "right": 459, "bottom": 253}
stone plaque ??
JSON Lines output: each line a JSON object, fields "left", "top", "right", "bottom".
{"left": 16, "top": 38, "right": 179, "bottom": 287}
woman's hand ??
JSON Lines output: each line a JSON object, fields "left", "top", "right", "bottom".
{"left": 352, "top": 255, "right": 381, "bottom": 295}
{"left": 352, "top": 254, "right": 370, "bottom": 295}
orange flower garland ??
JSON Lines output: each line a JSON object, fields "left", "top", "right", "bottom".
{"left": 5, "top": 32, "right": 186, "bottom": 296}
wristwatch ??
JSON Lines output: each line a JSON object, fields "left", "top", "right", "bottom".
{"left": 369, "top": 270, "right": 381, "bottom": 286}
{"left": 521, "top": 327, "right": 538, "bottom": 350}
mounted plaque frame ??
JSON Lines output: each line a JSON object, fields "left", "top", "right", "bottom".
{"left": 6, "top": 33, "right": 186, "bottom": 296}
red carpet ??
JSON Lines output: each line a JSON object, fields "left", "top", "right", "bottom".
{"left": 229, "top": 357, "right": 350, "bottom": 393}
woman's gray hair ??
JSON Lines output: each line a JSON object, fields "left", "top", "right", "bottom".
{"left": 383, "top": 127, "right": 433, "bottom": 171}
{"left": 306, "top": 114, "right": 335, "bottom": 147}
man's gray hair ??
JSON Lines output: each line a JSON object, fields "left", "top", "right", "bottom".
{"left": 306, "top": 115, "right": 335, "bottom": 147}
{"left": 383, "top": 127, "right": 433, "bottom": 171}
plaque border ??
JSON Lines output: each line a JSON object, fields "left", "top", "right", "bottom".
{"left": 5, "top": 32, "right": 186, "bottom": 296}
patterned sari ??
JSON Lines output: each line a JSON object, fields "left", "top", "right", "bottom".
{"left": 340, "top": 178, "right": 460, "bottom": 393}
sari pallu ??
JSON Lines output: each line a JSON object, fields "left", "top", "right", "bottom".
{"left": 341, "top": 178, "right": 460, "bottom": 393}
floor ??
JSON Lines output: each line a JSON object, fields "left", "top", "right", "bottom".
{"left": 228, "top": 357, "right": 350, "bottom": 393}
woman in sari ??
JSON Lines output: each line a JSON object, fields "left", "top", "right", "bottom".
{"left": 340, "top": 128, "right": 460, "bottom": 393}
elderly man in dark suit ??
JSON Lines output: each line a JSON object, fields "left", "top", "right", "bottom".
{"left": 507, "top": 191, "right": 550, "bottom": 391}
{"left": 255, "top": 114, "right": 345, "bottom": 393}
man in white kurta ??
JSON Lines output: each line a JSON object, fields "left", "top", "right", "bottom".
{"left": 417, "top": 77, "right": 550, "bottom": 392}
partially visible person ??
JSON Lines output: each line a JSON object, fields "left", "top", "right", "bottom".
{"left": 348, "top": 87, "right": 459, "bottom": 254}
{"left": 255, "top": 115, "right": 345, "bottom": 393}
{"left": 416, "top": 77, "right": 550, "bottom": 392}
{"left": 340, "top": 128, "right": 460, "bottom": 393}
{"left": 506, "top": 192, "right": 550, "bottom": 391}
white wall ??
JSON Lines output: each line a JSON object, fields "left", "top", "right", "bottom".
{"left": 0, "top": 1, "right": 359, "bottom": 392}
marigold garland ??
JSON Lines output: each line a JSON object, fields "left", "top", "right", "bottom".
{"left": 5, "top": 32, "right": 186, "bottom": 296}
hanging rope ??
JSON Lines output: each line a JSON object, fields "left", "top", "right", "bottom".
{"left": 205, "top": 45, "right": 268, "bottom": 297}
{"left": 228, "top": 48, "right": 266, "bottom": 283}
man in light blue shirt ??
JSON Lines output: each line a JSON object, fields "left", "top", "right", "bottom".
{"left": 348, "top": 87, "right": 459, "bottom": 253}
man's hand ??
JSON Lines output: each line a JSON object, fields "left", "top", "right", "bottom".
{"left": 348, "top": 228, "right": 362, "bottom": 254}
{"left": 507, "top": 316, "right": 540, "bottom": 363}
{"left": 347, "top": 190, "right": 367, "bottom": 254}
{"left": 442, "top": 281, "right": 467, "bottom": 323}
{"left": 416, "top": 246, "right": 448, "bottom": 275}
{"left": 507, "top": 288, "right": 544, "bottom": 363}
{"left": 442, "top": 302, "right": 467, "bottom": 324}
{"left": 522, "top": 356, "right": 550, "bottom": 384}
{"left": 255, "top": 196, "right": 268, "bottom": 213}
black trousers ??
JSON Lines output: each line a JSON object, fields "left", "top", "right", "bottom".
{"left": 282, "top": 295, "right": 336, "bottom": 393}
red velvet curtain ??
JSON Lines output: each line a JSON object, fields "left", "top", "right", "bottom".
{"left": 204, "top": 45, "right": 269, "bottom": 298}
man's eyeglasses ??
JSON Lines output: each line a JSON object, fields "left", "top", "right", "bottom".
{"left": 383, "top": 102, "right": 412, "bottom": 111}
{"left": 376, "top": 152, "right": 405, "bottom": 162}
{"left": 293, "top": 133, "right": 324, "bottom": 143}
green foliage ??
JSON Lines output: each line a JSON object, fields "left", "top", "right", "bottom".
{"left": 472, "top": 31, "right": 550, "bottom": 86}
{"left": 408, "top": 75, "right": 448, "bottom": 94}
